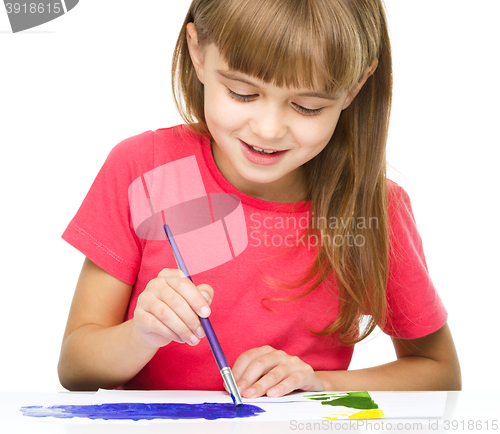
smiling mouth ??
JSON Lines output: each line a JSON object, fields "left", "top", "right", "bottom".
{"left": 242, "top": 141, "right": 286, "bottom": 155}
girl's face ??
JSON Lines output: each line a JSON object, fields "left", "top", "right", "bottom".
{"left": 187, "top": 25, "right": 371, "bottom": 203}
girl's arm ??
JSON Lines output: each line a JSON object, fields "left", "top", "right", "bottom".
{"left": 316, "top": 322, "right": 462, "bottom": 391}
{"left": 58, "top": 258, "right": 158, "bottom": 391}
{"left": 233, "top": 323, "right": 461, "bottom": 398}
{"left": 58, "top": 258, "right": 213, "bottom": 391}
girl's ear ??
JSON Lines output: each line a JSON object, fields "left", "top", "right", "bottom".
{"left": 186, "top": 22, "right": 205, "bottom": 84}
{"left": 342, "top": 58, "right": 379, "bottom": 110}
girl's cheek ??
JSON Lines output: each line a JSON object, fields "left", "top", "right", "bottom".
{"left": 208, "top": 98, "right": 249, "bottom": 129}
{"left": 293, "top": 121, "right": 333, "bottom": 151}
{"left": 206, "top": 90, "right": 234, "bottom": 116}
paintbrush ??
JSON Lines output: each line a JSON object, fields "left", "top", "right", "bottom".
{"left": 163, "top": 224, "right": 243, "bottom": 406}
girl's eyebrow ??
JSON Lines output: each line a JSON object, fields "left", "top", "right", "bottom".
{"left": 216, "top": 69, "right": 341, "bottom": 101}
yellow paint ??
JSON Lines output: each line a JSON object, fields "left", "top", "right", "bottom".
{"left": 323, "top": 414, "right": 349, "bottom": 419}
{"left": 348, "top": 409, "right": 385, "bottom": 419}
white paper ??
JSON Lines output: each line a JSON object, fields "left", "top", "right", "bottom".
{"left": 6, "top": 390, "right": 447, "bottom": 428}
{"left": 93, "top": 389, "right": 447, "bottom": 420}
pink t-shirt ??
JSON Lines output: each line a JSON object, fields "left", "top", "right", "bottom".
{"left": 62, "top": 124, "right": 447, "bottom": 390}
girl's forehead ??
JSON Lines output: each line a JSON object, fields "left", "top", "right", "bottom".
{"left": 194, "top": 0, "right": 379, "bottom": 94}
{"left": 206, "top": 43, "right": 343, "bottom": 97}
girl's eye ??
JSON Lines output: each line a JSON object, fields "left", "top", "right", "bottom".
{"left": 227, "top": 89, "right": 257, "bottom": 102}
{"left": 227, "top": 89, "right": 323, "bottom": 116}
{"left": 293, "top": 104, "right": 323, "bottom": 116}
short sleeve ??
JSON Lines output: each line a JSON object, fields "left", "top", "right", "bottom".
{"left": 380, "top": 182, "right": 447, "bottom": 339}
{"left": 62, "top": 131, "right": 154, "bottom": 285}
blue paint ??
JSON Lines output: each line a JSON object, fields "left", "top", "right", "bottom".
{"left": 21, "top": 402, "right": 265, "bottom": 421}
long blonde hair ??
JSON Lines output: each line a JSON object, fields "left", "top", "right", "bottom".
{"left": 172, "top": 0, "right": 393, "bottom": 345}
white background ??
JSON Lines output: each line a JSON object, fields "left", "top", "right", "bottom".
{"left": 0, "top": 1, "right": 498, "bottom": 392}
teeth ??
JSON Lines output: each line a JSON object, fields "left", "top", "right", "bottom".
{"left": 251, "top": 145, "right": 278, "bottom": 154}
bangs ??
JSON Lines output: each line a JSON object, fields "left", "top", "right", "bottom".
{"left": 196, "top": 0, "right": 374, "bottom": 95}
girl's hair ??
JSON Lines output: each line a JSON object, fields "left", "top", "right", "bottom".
{"left": 172, "top": 0, "right": 392, "bottom": 345}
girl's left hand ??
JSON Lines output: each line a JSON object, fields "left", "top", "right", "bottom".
{"left": 232, "top": 345, "right": 325, "bottom": 398}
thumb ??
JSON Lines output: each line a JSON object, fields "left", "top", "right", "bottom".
{"left": 197, "top": 283, "right": 214, "bottom": 306}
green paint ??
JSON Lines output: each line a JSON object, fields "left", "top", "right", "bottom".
{"left": 305, "top": 392, "right": 378, "bottom": 410}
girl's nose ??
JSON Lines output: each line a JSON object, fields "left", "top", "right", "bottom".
{"left": 249, "top": 104, "right": 288, "bottom": 141}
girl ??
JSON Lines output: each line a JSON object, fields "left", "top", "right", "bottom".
{"left": 58, "top": 0, "right": 461, "bottom": 396}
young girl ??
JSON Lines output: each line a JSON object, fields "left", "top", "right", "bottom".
{"left": 58, "top": 0, "right": 461, "bottom": 396}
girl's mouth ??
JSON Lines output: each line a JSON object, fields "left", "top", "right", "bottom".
{"left": 240, "top": 140, "right": 288, "bottom": 166}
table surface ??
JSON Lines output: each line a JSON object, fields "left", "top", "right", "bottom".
{"left": 1, "top": 391, "right": 498, "bottom": 433}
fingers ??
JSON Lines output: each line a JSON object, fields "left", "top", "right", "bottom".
{"left": 133, "top": 309, "right": 184, "bottom": 347}
{"left": 232, "top": 345, "right": 275, "bottom": 382}
{"left": 134, "top": 268, "right": 214, "bottom": 348}
{"left": 260, "top": 363, "right": 319, "bottom": 398}
{"left": 233, "top": 346, "right": 324, "bottom": 399}
{"left": 159, "top": 269, "right": 212, "bottom": 319}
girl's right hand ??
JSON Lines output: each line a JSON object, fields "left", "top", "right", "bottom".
{"left": 133, "top": 268, "right": 214, "bottom": 349}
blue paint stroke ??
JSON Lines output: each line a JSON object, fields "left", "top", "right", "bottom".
{"left": 21, "top": 402, "right": 265, "bottom": 421}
